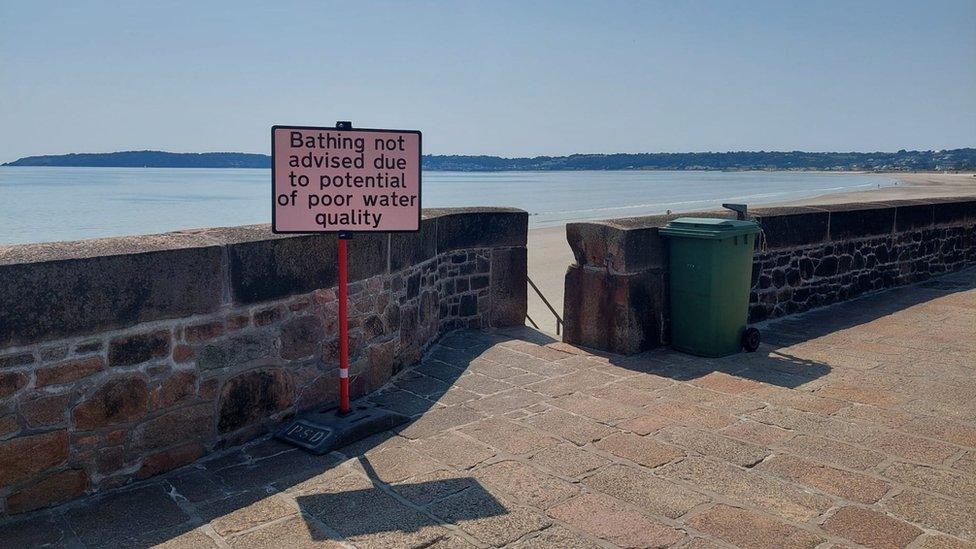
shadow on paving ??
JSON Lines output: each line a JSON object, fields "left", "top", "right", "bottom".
{"left": 3, "top": 268, "right": 973, "bottom": 547}
{"left": 589, "top": 266, "right": 973, "bottom": 391}
{"left": 758, "top": 267, "right": 975, "bottom": 346}
{"left": 573, "top": 337, "right": 833, "bottom": 391}
{"left": 0, "top": 328, "right": 546, "bottom": 549}
{"left": 293, "top": 459, "right": 506, "bottom": 542}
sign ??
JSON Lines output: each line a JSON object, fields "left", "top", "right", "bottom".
{"left": 272, "top": 125, "right": 422, "bottom": 233}
{"left": 269, "top": 122, "right": 420, "bottom": 428}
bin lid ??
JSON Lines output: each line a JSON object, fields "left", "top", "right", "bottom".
{"left": 658, "top": 217, "right": 760, "bottom": 239}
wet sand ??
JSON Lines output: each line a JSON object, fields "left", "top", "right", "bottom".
{"left": 526, "top": 172, "right": 976, "bottom": 333}
{"left": 779, "top": 172, "right": 976, "bottom": 205}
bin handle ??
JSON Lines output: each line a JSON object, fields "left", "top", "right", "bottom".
{"left": 721, "top": 203, "right": 768, "bottom": 253}
{"left": 722, "top": 203, "right": 749, "bottom": 220}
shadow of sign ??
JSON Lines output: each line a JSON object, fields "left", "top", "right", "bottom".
{"left": 295, "top": 473, "right": 506, "bottom": 542}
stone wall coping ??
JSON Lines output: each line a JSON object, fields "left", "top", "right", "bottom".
{"left": 0, "top": 207, "right": 526, "bottom": 266}
{"left": 569, "top": 197, "right": 973, "bottom": 232}
{"left": 567, "top": 197, "right": 975, "bottom": 271}
{"left": 0, "top": 207, "right": 528, "bottom": 348}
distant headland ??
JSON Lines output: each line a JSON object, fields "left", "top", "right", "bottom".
{"left": 4, "top": 148, "right": 975, "bottom": 171}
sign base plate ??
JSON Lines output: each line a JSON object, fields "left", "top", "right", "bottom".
{"left": 275, "top": 404, "right": 410, "bottom": 455}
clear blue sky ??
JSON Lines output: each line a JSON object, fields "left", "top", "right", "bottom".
{"left": 1, "top": 1, "right": 974, "bottom": 162}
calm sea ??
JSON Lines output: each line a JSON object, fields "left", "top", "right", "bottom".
{"left": 0, "top": 167, "right": 895, "bottom": 245}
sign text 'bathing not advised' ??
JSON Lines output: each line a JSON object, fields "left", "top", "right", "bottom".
{"left": 272, "top": 125, "right": 421, "bottom": 233}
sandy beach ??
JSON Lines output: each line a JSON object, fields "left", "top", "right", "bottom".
{"left": 526, "top": 172, "right": 976, "bottom": 332}
{"left": 779, "top": 172, "right": 976, "bottom": 205}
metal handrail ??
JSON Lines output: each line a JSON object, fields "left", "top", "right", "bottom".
{"left": 527, "top": 276, "right": 563, "bottom": 335}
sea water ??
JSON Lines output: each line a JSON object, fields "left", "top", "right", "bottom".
{"left": 0, "top": 167, "right": 895, "bottom": 245}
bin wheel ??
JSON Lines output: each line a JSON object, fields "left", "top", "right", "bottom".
{"left": 742, "top": 327, "right": 761, "bottom": 352}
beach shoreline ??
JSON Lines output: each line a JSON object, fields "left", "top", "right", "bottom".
{"left": 775, "top": 171, "right": 976, "bottom": 205}
{"left": 525, "top": 172, "right": 976, "bottom": 333}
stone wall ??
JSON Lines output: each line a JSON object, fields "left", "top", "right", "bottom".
{"left": 0, "top": 207, "right": 527, "bottom": 516}
{"left": 563, "top": 197, "right": 976, "bottom": 354}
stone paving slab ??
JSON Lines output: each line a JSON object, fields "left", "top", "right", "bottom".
{"left": 2, "top": 268, "right": 975, "bottom": 548}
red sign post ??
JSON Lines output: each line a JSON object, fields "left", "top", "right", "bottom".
{"left": 273, "top": 122, "right": 421, "bottom": 452}
{"left": 337, "top": 235, "right": 350, "bottom": 411}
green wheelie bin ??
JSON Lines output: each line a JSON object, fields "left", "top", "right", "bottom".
{"left": 659, "top": 216, "right": 761, "bottom": 357}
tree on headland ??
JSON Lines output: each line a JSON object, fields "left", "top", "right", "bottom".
{"left": 4, "top": 148, "right": 974, "bottom": 172}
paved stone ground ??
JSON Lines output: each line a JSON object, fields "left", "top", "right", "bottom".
{"left": 3, "top": 268, "right": 975, "bottom": 548}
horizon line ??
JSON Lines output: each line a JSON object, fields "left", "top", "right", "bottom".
{"left": 6, "top": 146, "right": 976, "bottom": 163}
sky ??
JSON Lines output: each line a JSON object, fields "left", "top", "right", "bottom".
{"left": 1, "top": 1, "right": 975, "bottom": 162}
